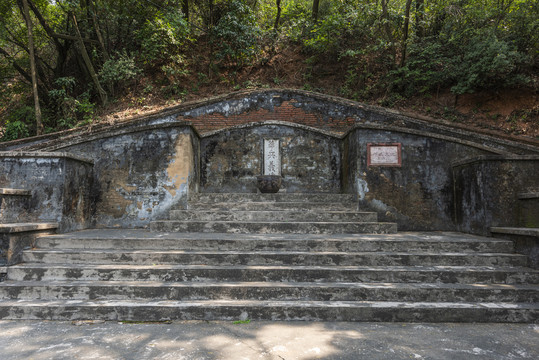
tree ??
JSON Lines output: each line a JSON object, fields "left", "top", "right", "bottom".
{"left": 274, "top": 0, "right": 281, "bottom": 30}
{"left": 312, "top": 0, "right": 320, "bottom": 20}
{"left": 20, "top": 0, "right": 42, "bottom": 134}
{"left": 400, "top": 0, "right": 413, "bottom": 67}
{"left": 182, "top": 0, "right": 189, "bottom": 20}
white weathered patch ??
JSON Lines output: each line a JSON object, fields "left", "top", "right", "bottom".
{"left": 356, "top": 177, "right": 369, "bottom": 200}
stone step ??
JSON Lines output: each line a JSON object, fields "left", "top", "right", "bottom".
{"left": 35, "top": 231, "right": 515, "bottom": 253}
{"left": 1, "top": 280, "right": 537, "bottom": 303}
{"left": 22, "top": 249, "right": 528, "bottom": 267}
{"left": 0, "top": 299, "right": 537, "bottom": 322}
{"left": 8, "top": 264, "right": 538, "bottom": 284}
{"left": 150, "top": 221, "right": 397, "bottom": 234}
{"left": 169, "top": 210, "right": 378, "bottom": 222}
{"left": 189, "top": 193, "right": 357, "bottom": 203}
{"left": 187, "top": 202, "right": 358, "bottom": 211}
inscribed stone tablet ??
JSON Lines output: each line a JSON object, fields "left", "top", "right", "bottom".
{"left": 264, "top": 139, "right": 281, "bottom": 175}
{"left": 368, "top": 143, "right": 402, "bottom": 167}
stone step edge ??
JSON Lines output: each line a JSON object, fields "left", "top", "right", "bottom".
{"left": 151, "top": 221, "right": 396, "bottom": 226}
{"left": 187, "top": 201, "right": 357, "bottom": 206}
{"left": 2, "top": 280, "right": 537, "bottom": 291}
{"left": 3, "top": 300, "right": 536, "bottom": 322}
{"left": 24, "top": 249, "right": 527, "bottom": 257}
{"left": 10, "top": 263, "right": 538, "bottom": 272}
{"left": 170, "top": 210, "right": 376, "bottom": 215}
{"left": 2, "top": 299, "right": 537, "bottom": 308}
{"left": 189, "top": 193, "right": 357, "bottom": 199}
{"left": 36, "top": 232, "right": 514, "bottom": 242}
{"left": 35, "top": 232, "right": 515, "bottom": 244}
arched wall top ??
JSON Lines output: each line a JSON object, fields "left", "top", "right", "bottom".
{"left": 1, "top": 89, "right": 537, "bottom": 155}
{"left": 199, "top": 120, "right": 343, "bottom": 139}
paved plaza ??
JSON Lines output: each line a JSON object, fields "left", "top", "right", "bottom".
{"left": 0, "top": 320, "right": 537, "bottom": 359}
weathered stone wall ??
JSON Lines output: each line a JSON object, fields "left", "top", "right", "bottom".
{"left": 453, "top": 156, "right": 539, "bottom": 235}
{"left": 58, "top": 123, "right": 199, "bottom": 228}
{"left": 343, "top": 128, "right": 491, "bottom": 231}
{"left": 200, "top": 123, "right": 341, "bottom": 193}
{"left": 0, "top": 153, "right": 93, "bottom": 232}
{"left": 1, "top": 90, "right": 538, "bottom": 232}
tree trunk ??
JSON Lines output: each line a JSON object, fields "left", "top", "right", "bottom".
{"left": 415, "top": 0, "right": 424, "bottom": 38}
{"left": 209, "top": 0, "right": 214, "bottom": 27}
{"left": 72, "top": 12, "right": 108, "bottom": 106}
{"left": 274, "top": 0, "right": 282, "bottom": 30}
{"left": 21, "top": 0, "right": 43, "bottom": 135}
{"left": 89, "top": 0, "right": 109, "bottom": 61}
{"left": 381, "top": 0, "right": 392, "bottom": 43}
{"left": 400, "top": 0, "right": 413, "bottom": 67}
{"left": 312, "top": 0, "right": 320, "bottom": 20}
{"left": 182, "top": 0, "right": 189, "bottom": 20}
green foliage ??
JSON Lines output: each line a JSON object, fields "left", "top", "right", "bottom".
{"left": 0, "top": 106, "right": 32, "bottom": 141}
{"left": 99, "top": 52, "right": 140, "bottom": 95}
{"left": 211, "top": 1, "right": 261, "bottom": 67}
{"left": 388, "top": 39, "right": 450, "bottom": 96}
{"left": 389, "top": 27, "right": 531, "bottom": 97}
{"left": 0, "top": 0, "right": 537, "bottom": 140}
{"left": 449, "top": 32, "right": 531, "bottom": 94}
{"left": 136, "top": 11, "right": 191, "bottom": 64}
{"left": 48, "top": 77, "right": 95, "bottom": 130}
{"left": 0, "top": 120, "right": 29, "bottom": 141}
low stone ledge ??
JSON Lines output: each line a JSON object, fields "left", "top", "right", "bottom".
{"left": 0, "top": 189, "right": 31, "bottom": 196}
{"left": 518, "top": 192, "right": 539, "bottom": 200}
{"left": 0, "top": 151, "right": 93, "bottom": 164}
{"left": 452, "top": 155, "right": 539, "bottom": 168}
{"left": 0, "top": 223, "right": 58, "bottom": 234}
{"left": 491, "top": 227, "right": 539, "bottom": 238}
{"left": 0, "top": 223, "right": 58, "bottom": 266}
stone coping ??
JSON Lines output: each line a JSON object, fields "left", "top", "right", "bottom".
{"left": 0, "top": 151, "right": 93, "bottom": 164}
{"left": 0, "top": 223, "right": 59, "bottom": 234}
{"left": 37, "top": 122, "right": 198, "bottom": 152}
{"left": 0, "top": 188, "right": 31, "bottom": 196}
{"left": 490, "top": 227, "right": 539, "bottom": 238}
{"left": 452, "top": 155, "right": 539, "bottom": 167}
{"left": 518, "top": 192, "right": 539, "bottom": 199}
{"left": 345, "top": 124, "right": 512, "bottom": 155}
{"left": 0, "top": 89, "right": 537, "bottom": 154}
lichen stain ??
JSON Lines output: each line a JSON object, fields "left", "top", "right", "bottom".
{"left": 165, "top": 133, "right": 194, "bottom": 197}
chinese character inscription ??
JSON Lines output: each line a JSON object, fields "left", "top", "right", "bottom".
{"left": 264, "top": 139, "right": 281, "bottom": 175}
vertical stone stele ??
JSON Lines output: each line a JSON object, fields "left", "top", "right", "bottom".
{"left": 264, "top": 139, "right": 281, "bottom": 175}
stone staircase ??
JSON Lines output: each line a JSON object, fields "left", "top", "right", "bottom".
{"left": 0, "top": 193, "right": 537, "bottom": 322}
{"left": 151, "top": 193, "right": 397, "bottom": 234}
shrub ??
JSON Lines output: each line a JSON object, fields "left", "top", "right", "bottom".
{"left": 0, "top": 106, "right": 32, "bottom": 141}
{"left": 449, "top": 32, "right": 531, "bottom": 94}
{"left": 99, "top": 52, "right": 140, "bottom": 95}
{"left": 136, "top": 11, "right": 191, "bottom": 64}
{"left": 48, "top": 78, "right": 95, "bottom": 129}
{"left": 211, "top": 1, "right": 261, "bottom": 67}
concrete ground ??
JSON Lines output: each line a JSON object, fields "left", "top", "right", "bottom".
{"left": 0, "top": 321, "right": 537, "bottom": 360}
